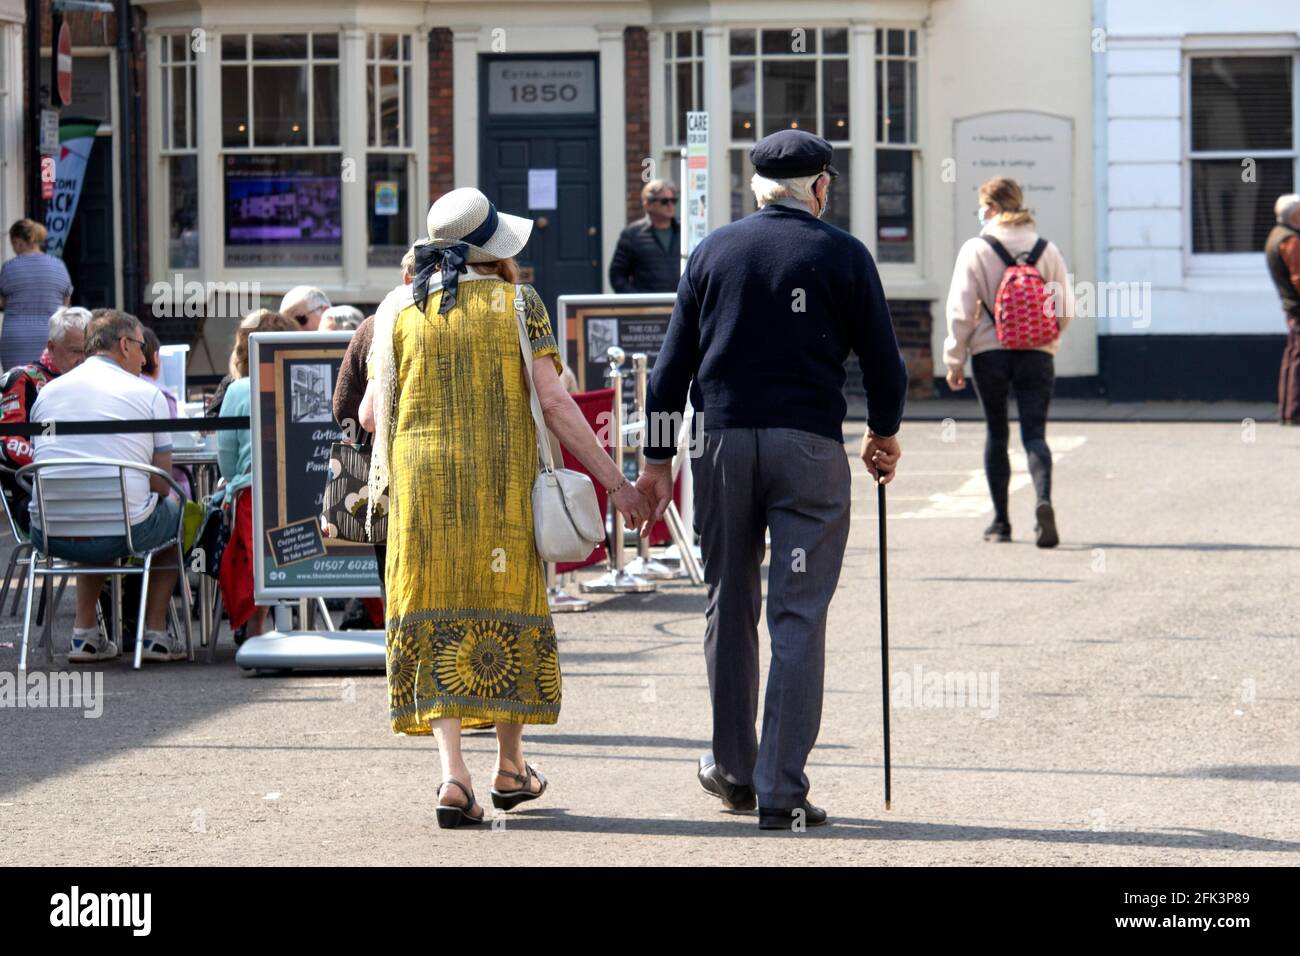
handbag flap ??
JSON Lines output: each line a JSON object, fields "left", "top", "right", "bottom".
{"left": 552, "top": 468, "right": 605, "bottom": 542}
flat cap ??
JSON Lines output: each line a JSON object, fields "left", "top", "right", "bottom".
{"left": 750, "top": 129, "right": 839, "bottom": 179}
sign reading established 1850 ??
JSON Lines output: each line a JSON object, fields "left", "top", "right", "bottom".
{"left": 487, "top": 59, "right": 597, "bottom": 115}
{"left": 250, "top": 332, "right": 381, "bottom": 600}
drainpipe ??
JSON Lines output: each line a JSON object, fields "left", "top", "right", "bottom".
{"left": 116, "top": 0, "right": 137, "bottom": 313}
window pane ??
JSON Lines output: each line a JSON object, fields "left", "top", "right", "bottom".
{"left": 170, "top": 65, "right": 188, "bottom": 150}
{"left": 664, "top": 63, "right": 674, "bottom": 142}
{"left": 676, "top": 62, "right": 692, "bottom": 143}
{"left": 874, "top": 29, "right": 882, "bottom": 54}
{"left": 1190, "top": 57, "right": 1292, "bottom": 152}
{"left": 224, "top": 153, "right": 342, "bottom": 267}
{"left": 402, "top": 35, "right": 411, "bottom": 61}
{"left": 887, "top": 29, "right": 905, "bottom": 55}
{"left": 161, "top": 65, "right": 172, "bottom": 148}
{"left": 908, "top": 29, "right": 917, "bottom": 56}
{"left": 823, "top": 148, "right": 850, "bottom": 233}
{"left": 823, "top": 28, "right": 848, "bottom": 55}
{"left": 170, "top": 34, "right": 188, "bottom": 63}
{"left": 368, "top": 154, "right": 411, "bottom": 266}
{"left": 253, "top": 34, "right": 308, "bottom": 59}
{"left": 875, "top": 60, "right": 883, "bottom": 142}
{"left": 221, "top": 34, "right": 246, "bottom": 61}
{"left": 379, "top": 65, "right": 400, "bottom": 147}
{"left": 367, "top": 64, "right": 376, "bottom": 147}
{"left": 730, "top": 29, "right": 755, "bottom": 56}
{"left": 312, "top": 33, "right": 338, "bottom": 59}
{"left": 824, "top": 59, "right": 849, "bottom": 139}
{"left": 886, "top": 59, "right": 907, "bottom": 143}
{"left": 1191, "top": 158, "right": 1294, "bottom": 253}
{"left": 694, "top": 30, "right": 702, "bottom": 56}
{"left": 169, "top": 155, "right": 199, "bottom": 269}
{"left": 731, "top": 62, "right": 756, "bottom": 139}
{"left": 730, "top": 150, "right": 757, "bottom": 222}
{"left": 252, "top": 65, "right": 308, "bottom": 146}
{"left": 907, "top": 60, "right": 917, "bottom": 144}
{"left": 676, "top": 31, "right": 692, "bottom": 58}
{"left": 222, "top": 65, "right": 249, "bottom": 146}
{"left": 379, "top": 34, "right": 400, "bottom": 61}
{"left": 763, "top": 59, "right": 816, "bottom": 134}
{"left": 314, "top": 64, "right": 339, "bottom": 146}
{"left": 403, "top": 62, "right": 412, "bottom": 147}
{"left": 762, "top": 28, "right": 815, "bottom": 55}
{"left": 876, "top": 149, "right": 914, "bottom": 262}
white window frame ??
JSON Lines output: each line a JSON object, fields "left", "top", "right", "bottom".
{"left": 722, "top": 25, "right": 853, "bottom": 233}
{"left": 365, "top": 31, "right": 418, "bottom": 270}
{"left": 660, "top": 28, "right": 704, "bottom": 197}
{"left": 158, "top": 33, "right": 199, "bottom": 272}
{"left": 873, "top": 25, "right": 922, "bottom": 273}
{"left": 1183, "top": 45, "right": 1300, "bottom": 276}
{"left": 146, "top": 22, "right": 429, "bottom": 305}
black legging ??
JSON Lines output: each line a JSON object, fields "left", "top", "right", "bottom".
{"left": 971, "top": 350, "right": 1055, "bottom": 523}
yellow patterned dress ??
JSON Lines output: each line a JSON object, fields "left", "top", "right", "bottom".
{"left": 384, "top": 277, "right": 563, "bottom": 734}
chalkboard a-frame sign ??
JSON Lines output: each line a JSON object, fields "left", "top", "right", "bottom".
{"left": 250, "top": 332, "right": 382, "bottom": 601}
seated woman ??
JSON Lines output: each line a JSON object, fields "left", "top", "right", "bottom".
{"left": 216, "top": 309, "right": 299, "bottom": 641}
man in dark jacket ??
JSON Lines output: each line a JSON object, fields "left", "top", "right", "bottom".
{"left": 609, "top": 180, "right": 681, "bottom": 293}
{"left": 1266, "top": 193, "right": 1300, "bottom": 424}
{"left": 636, "top": 129, "right": 908, "bottom": 830}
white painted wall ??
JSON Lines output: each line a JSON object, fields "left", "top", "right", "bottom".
{"left": 1101, "top": 0, "right": 1300, "bottom": 337}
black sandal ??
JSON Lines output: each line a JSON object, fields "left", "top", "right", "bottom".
{"left": 491, "top": 762, "right": 547, "bottom": 811}
{"left": 436, "top": 779, "right": 485, "bottom": 829}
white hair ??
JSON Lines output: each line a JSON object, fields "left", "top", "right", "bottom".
{"left": 1275, "top": 193, "right": 1300, "bottom": 225}
{"left": 48, "top": 305, "right": 92, "bottom": 344}
{"left": 320, "top": 305, "right": 364, "bottom": 331}
{"left": 278, "top": 285, "right": 332, "bottom": 318}
{"left": 750, "top": 171, "right": 825, "bottom": 208}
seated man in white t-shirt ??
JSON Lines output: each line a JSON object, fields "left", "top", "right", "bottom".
{"left": 29, "top": 310, "right": 184, "bottom": 663}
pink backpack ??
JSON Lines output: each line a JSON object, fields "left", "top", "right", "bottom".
{"left": 980, "top": 236, "right": 1059, "bottom": 349}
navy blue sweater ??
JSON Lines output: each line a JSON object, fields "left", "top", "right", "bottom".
{"left": 644, "top": 202, "right": 908, "bottom": 460}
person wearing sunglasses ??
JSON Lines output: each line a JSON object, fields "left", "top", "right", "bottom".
{"left": 609, "top": 179, "right": 682, "bottom": 293}
{"left": 278, "top": 286, "right": 332, "bottom": 331}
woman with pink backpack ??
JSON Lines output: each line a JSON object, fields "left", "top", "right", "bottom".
{"left": 943, "top": 176, "right": 1073, "bottom": 548}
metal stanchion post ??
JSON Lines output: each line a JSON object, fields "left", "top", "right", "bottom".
{"left": 547, "top": 560, "right": 591, "bottom": 613}
{"left": 623, "top": 352, "right": 674, "bottom": 581}
{"left": 581, "top": 347, "right": 656, "bottom": 594}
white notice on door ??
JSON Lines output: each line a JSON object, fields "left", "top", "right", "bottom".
{"left": 528, "top": 168, "right": 558, "bottom": 210}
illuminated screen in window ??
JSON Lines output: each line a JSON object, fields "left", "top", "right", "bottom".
{"left": 224, "top": 154, "right": 342, "bottom": 267}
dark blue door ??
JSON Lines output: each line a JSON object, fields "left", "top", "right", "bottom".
{"left": 480, "top": 56, "right": 602, "bottom": 324}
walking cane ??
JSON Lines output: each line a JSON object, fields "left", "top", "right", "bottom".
{"left": 877, "top": 472, "right": 892, "bottom": 811}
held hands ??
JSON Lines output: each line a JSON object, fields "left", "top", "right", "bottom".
{"left": 861, "top": 430, "right": 901, "bottom": 485}
{"left": 611, "top": 479, "right": 653, "bottom": 531}
{"left": 634, "top": 461, "right": 674, "bottom": 537}
{"left": 946, "top": 367, "right": 967, "bottom": 391}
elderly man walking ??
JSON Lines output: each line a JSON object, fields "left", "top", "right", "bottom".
{"left": 1267, "top": 194, "right": 1300, "bottom": 424}
{"left": 636, "top": 130, "right": 908, "bottom": 829}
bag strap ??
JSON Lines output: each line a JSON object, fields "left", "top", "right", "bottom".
{"left": 981, "top": 235, "right": 1017, "bottom": 267}
{"left": 1024, "top": 237, "right": 1049, "bottom": 267}
{"left": 513, "top": 284, "right": 556, "bottom": 475}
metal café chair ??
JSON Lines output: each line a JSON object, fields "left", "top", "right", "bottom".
{"left": 15, "top": 458, "right": 194, "bottom": 671}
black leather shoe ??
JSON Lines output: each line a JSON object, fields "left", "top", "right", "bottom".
{"left": 983, "top": 520, "right": 1011, "bottom": 543}
{"left": 697, "top": 752, "right": 756, "bottom": 812}
{"left": 759, "top": 800, "right": 828, "bottom": 831}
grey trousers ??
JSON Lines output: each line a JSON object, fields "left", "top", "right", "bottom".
{"left": 691, "top": 427, "right": 852, "bottom": 808}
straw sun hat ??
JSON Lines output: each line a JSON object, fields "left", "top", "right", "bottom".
{"left": 424, "top": 186, "right": 533, "bottom": 261}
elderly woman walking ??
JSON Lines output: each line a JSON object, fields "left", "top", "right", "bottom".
{"left": 0, "top": 220, "right": 73, "bottom": 368}
{"left": 360, "top": 188, "right": 648, "bottom": 828}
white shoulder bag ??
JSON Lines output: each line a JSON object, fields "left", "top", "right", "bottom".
{"left": 513, "top": 285, "right": 606, "bottom": 562}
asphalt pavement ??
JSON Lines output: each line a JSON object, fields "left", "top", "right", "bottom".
{"left": 2, "top": 418, "right": 1297, "bottom": 865}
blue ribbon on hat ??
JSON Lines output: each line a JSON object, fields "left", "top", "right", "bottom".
{"left": 413, "top": 202, "right": 501, "bottom": 314}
